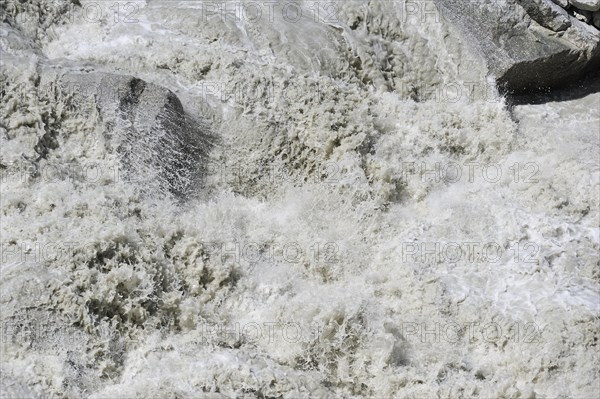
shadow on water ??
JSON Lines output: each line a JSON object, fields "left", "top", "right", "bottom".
{"left": 504, "top": 69, "right": 600, "bottom": 107}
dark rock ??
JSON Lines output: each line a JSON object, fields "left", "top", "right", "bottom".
{"left": 2, "top": 19, "right": 210, "bottom": 198}
{"left": 574, "top": 8, "right": 593, "bottom": 22}
{"left": 570, "top": 0, "right": 600, "bottom": 12}
{"left": 519, "top": 0, "right": 571, "bottom": 31}
{"left": 550, "top": 0, "right": 570, "bottom": 7}
{"left": 434, "top": 0, "right": 600, "bottom": 94}
{"left": 38, "top": 67, "right": 210, "bottom": 197}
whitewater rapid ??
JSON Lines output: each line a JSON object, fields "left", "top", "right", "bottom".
{"left": 1, "top": 1, "right": 599, "bottom": 398}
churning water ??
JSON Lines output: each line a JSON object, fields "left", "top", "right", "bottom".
{"left": 1, "top": 1, "right": 599, "bottom": 398}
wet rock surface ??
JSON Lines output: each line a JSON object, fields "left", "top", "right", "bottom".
{"left": 570, "top": 0, "right": 600, "bottom": 12}
{"left": 435, "top": 0, "right": 600, "bottom": 93}
{"left": 41, "top": 69, "right": 211, "bottom": 197}
{"left": 1, "top": 20, "right": 210, "bottom": 198}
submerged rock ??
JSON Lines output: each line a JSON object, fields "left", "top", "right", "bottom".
{"left": 1, "top": 47, "right": 209, "bottom": 198}
{"left": 38, "top": 67, "right": 210, "bottom": 197}
{"left": 2, "top": 11, "right": 210, "bottom": 198}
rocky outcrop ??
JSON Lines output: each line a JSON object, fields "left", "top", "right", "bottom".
{"left": 520, "top": 0, "right": 572, "bottom": 31}
{"left": 37, "top": 68, "right": 209, "bottom": 196}
{"left": 551, "top": 0, "right": 570, "bottom": 7}
{"left": 569, "top": 0, "right": 600, "bottom": 12}
{"left": 1, "top": 19, "right": 209, "bottom": 198}
{"left": 434, "top": 0, "right": 600, "bottom": 93}
{"left": 557, "top": 1, "right": 600, "bottom": 27}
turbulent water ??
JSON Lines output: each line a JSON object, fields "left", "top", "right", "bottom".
{"left": 1, "top": 1, "right": 599, "bottom": 398}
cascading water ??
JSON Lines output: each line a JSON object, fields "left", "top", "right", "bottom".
{"left": 1, "top": 1, "right": 599, "bottom": 398}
